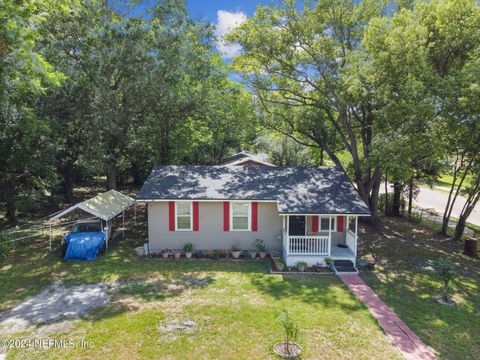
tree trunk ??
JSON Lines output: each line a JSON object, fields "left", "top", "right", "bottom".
{"left": 5, "top": 179, "right": 16, "bottom": 222}
{"left": 319, "top": 149, "right": 324, "bottom": 166}
{"left": 61, "top": 163, "right": 75, "bottom": 203}
{"left": 453, "top": 215, "right": 467, "bottom": 241}
{"left": 408, "top": 177, "right": 414, "bottom": 217}
{"left": 384, "top": 171, "right": 389, "bottom": 215}
{"left": 392, "top": 182, "right": 403, "bottom": 216}
{"left": 107, "top": 161, "right": 117, "bottom": 190}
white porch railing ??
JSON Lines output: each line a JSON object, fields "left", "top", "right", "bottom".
{"left": 288, "top": 236, "right": 329, "bottom": 255}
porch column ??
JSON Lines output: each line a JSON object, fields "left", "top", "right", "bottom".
{"left": 354, "top": 216, "right": 358, "bottom": 258}
{"left": 328, "top": 215, "right": 332, "bottom": 256}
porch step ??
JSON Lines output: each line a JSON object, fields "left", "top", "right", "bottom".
{"left": 333, "top": 260, "right": 358, "bottom": 274}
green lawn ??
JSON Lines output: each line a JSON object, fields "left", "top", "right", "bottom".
{"left": 359, "top": 215, "right": 480, "bottom": 360}
{"left": 0, "top": 237, "right": 400, "bottom": 359}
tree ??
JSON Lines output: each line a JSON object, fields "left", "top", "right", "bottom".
{"left": 228, "top": 0, "right": 391, "bottom": 219}
{"left": 0, "top": 0, "right": 65, "bottom": 220}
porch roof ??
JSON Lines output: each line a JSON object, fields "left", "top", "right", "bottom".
{"left": 137, "top": 165, "right": 370, "bottom": 215}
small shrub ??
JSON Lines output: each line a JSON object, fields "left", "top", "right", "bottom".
{"left": 324, "top": 257, "right": 333, "bottom": 266}
{"left": 183, "top": 243, "right": 193, "bottom": 252}
{"left": 433, "top": 258, "right": 456, "bottom": 302}
{"left": 277, "top": 309, "right": 300, "bottom": 355}
{"left": 0, "top": 236, "right": 13, "bottom": 260}
{"left": 218, "top": 248, "right": 227, "bottom": 258}
{"left": 203, "top": 248, "right": 213, "bottom": 258}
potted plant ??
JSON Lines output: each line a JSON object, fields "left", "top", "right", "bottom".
{"left": 324, "top": 257, "right": 334, "bottom": 271}
{"left": 218, "top": 248, "right": 227, "bottom": 258}
{"left": 161, "top": 249, "right": 169, "bottom": 259}
{"left": 173, "top": 249, "right": 181, "bottom": 259}
{"left": 248, "top": 250, "right": 257, "bottom": 259}
{"left": 275, "top": 259, "right": 286, "bottom": 272}
{"left": 253, "top": 238, "right": 267, "bottom": 259}
{"left": 270, "top": 250, "right": 280, "bottom": 260}
{"left": 296, "top": 261, "right": 307, "bottom": 272}
{"left": 183, "top": 243, "right": 193, "bottom": 259}
{"left": 231, "top": 244, "right": 241, "bottom": 259}
{"left": 273, "top": 309, "right": 302, "bottom": 358}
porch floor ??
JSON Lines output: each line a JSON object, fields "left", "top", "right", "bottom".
{"left": 330, "top": 245, "right": 355, "bottom": 259}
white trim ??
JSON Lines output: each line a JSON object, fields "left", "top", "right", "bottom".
{"left": 319, "top": 215, "right": 336, "bottom": 232}
{"left": 175, "top": 201, "right": 193, "bottom": 231}
{"left": 279, "top": 213, "right": 370, "bottom": 216}
{"left": 230, "top": 201, "right": 251, "bottom": 231}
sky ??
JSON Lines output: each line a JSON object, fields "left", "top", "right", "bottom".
{"left": 186, "top": 1, "right": 284, "bottom": 58}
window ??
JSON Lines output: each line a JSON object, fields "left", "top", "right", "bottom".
{"left": 175, "top": 202, "right": 192, "bottom": 231}
{"left": 231, "top": 202, "right": 251, "bottom": 231}
{"left": 320, "top": 216, "right": 336, "bottom": 231}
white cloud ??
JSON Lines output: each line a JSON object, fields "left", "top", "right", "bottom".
{"left": 215, "top": 10, "right": 247, "bottom": 58}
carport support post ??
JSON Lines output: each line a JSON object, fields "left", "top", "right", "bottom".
{"left": 49, "top": 223, "right": 52, "bottom": 252}
{"left": 134, "top": 202, "right": 137, "bottom": 225}
{"left": 122, "top": 211, "right": 125, "bottom": 237}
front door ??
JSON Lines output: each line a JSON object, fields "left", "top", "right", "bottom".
{"left": 289, "top": 216, "right": 306, "bottom": 236}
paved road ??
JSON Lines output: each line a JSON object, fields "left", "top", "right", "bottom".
{"left": 380, "top": 185, "right": 480, "bottom": 227}
{"left": 416, "top": 187, "right": 480, "bottom": 227}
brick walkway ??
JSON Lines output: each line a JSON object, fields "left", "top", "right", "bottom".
{"left": 339, "top": 274, "right": 437, "bottom": 360}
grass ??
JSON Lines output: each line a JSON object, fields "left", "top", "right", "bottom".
{"left": 0, "top": 234, "right": 401, "bottom": 359}
{"left": 359, "top": 215, "right": 480, "bottom": 360}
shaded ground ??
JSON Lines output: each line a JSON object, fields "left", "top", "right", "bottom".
{"left": 359, "top": 215, "right": 480, "bottom": 360}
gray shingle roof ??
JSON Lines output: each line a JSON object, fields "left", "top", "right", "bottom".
{"left": 136, "top": 165, "right": 370, "bottom": 215}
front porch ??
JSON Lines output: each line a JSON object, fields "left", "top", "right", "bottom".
{"left": 281, "top": 214, "right": 358, "bottom": 267}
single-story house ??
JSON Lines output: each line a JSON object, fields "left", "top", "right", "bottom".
{"left": 136, "top": 158, "right": 370, "bottom": 267}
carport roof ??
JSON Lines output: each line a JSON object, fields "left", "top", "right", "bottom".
{"left": 49, "top": 190, "right": 134, "bottom": 222}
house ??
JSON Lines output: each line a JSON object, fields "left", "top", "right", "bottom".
{"left": 136, "top": 161, "right": 370, "bottom": 268}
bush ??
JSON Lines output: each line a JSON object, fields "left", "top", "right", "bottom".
{"left": 183, "top": 243, "right": 193, "bottom": 252}
{"left": 433, "top": 258, "right": 456, "bottom": 302}
{"left": 0, "top": 236, "right": 13, "bottom": 260}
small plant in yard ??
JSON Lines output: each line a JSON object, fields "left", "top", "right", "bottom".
{"left": 433, "top": 258, "right": 457, "bottom": 304}
{"left": 231, "top": 244, "right": 241, "bottom": 259}
{"left": 0, "top": 236, "right": 13, "bottom": 260}
{"left": 296, "top": 261, "right": 308, "bottom": 272}
{"left": 218, "top": 248, "right": 227, "bottom": 258}
{"left": 183, "top": 243, "right": 193, "bottom": 259}
{"left": 356, "top": 257, "right": 367, "bottom": 268}
{"left": 161, "top": 249, "right": 169, "bottom": 259}
{"left": 203, "top": 248, "right": 213, "bottom": 258}
{"left": 253, "top": 238, "right": 267, "bottom": 258}
{"left": 273, "top": 309, "right": 302, "bottom": 358}
{"left": 173, "top": 249, "right": 181, "bottom": 259}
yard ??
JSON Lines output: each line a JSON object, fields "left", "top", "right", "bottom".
{"left": 0, "top": 229, "right": 400, "bottom": 359}
{"left": 1, "top": 211, "right": 479, "bottom": 359}
{"left": 359, "top": 216, "right": 480, "bottom": 360}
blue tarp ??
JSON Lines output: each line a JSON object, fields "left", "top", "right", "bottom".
{"left": 64, "top": 232, "right": 105, "bottom": 261}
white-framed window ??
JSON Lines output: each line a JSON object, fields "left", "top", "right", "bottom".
{"left": 320, "top": 216, "right": 336, "bottom": 231}
{"left": 230, "top": 201, "right": 251, "bottom": 231}
{"left": 175, "top": 201, "right": 192, "bottom": 231}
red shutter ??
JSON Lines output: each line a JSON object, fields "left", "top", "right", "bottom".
{"left": 169, "top": 201, "right": 175, "bottom": 231}
{"left": 252, "top": 202, "right": 258, "bottom": 231}
{"left": 223, "top": 201, "right": 230, "bottom": 231}
{"left": 312, "top": 216, "right": 319, "bottom": 233}
{"left": 337, "top": 216, "right": 344, "bottom": 232}
{"left": 193, "top": 201, "right": 199, "bottom": 231}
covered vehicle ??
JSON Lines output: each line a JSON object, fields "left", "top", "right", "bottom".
{"left": 61, "top": 219, "right": 108, "bottom": 260}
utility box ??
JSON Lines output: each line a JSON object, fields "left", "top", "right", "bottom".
{"left": 464, "top": 238, "right": 478, "bottom": 257}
